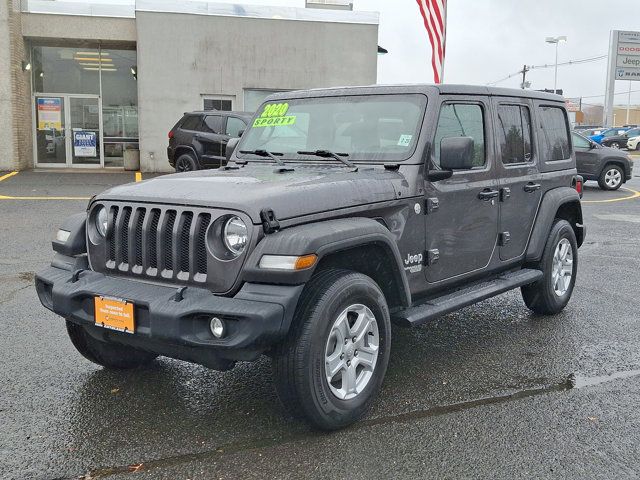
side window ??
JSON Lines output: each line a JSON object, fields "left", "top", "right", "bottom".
{"left": 433, "top": 103, "right": 485, "bottom": 169}
{"left": 538, "top": 106, "right": 570, "bottom": 161}
{"left": 226, "top": 117, "right": 246, "bottom": 137}
{"left": 203, "top": 115, "right": 222, "bottom": 134}
{"left": 181, "top": 115, "right": 201, "bottom": 131}
{"left": 497, "top": 105, "right": 533, "bottom": 164}
{"left": 572, "top": 133, "right": 591, "bottom": 149}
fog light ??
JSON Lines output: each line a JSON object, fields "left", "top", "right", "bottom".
{"left": 55, "top": 229, "right": 71, "bottom": 243}
{"left": 210, "top": 317, "right": 225, "bottom": 338}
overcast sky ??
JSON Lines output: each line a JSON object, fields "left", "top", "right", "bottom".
{"left": 85, "top": 0, "right": 640, "bottom": 106}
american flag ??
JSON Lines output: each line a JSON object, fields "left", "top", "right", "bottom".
{"left": 416, "top": 0, "right": 447, "bottom": 84}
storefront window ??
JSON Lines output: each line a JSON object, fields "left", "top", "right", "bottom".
{"left": 31, "top": 45, "right": 138, "bottom": 168}
{"left": 101, "top": 49, "right": 138, "bottom": 167}
{"left": 32, "top": 46, "right": 100, "bottom": 95}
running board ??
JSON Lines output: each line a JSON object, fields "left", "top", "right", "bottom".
{"left": 393, "top": 268, "right": 543, "bottom": 327}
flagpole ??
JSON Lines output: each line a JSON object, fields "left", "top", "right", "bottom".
{"left": 441, "top": 1, "right": 447, "bottom": 83}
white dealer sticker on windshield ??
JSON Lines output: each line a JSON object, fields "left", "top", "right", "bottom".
{"left": 398, "top": 134, "right": 413, "bottom": 146}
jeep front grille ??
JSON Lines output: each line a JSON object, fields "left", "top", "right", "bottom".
{"left": 105, "top": 205, "right": 212, "bottom": 283}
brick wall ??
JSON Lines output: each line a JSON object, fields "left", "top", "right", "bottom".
{"left": 9, "top": 0, "right": 32, "bottom": 169}
{"left": 0, "top": 0, "right": 32, "bottom": 171}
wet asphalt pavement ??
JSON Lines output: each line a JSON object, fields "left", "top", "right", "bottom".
{"left": 1, "top": 167, "right": 640, "bottom": 479}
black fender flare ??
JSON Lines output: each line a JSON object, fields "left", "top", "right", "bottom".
{"left": 174, "top": 146, "right": 200, "bottom": 166}
{"left": 526, "top": 187, "right": 584, "bottom": 262}
{"left": 242, "top": 217, "right": 411, "bottom": 307}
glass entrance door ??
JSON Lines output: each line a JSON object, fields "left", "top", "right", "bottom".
{"left": 69, "top": 97, "right": 101, "bottom": 165}
{"left": 35, "top": 96, "right": 66, "bottom": 164}
{"left": 34, "top": 95, "right": 103, "bottom": 167}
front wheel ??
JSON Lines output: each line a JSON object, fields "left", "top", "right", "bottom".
{"left": 598, "top": 164, "right": 624, "bottom": 190}
{"left": 521, "top": 219, "right": 578, "bottom": 315}
{"left": 609, "top": 141, "right": 620, "bottom": 149}
{"left": 66, "top": 321, "right": 157, "bottom": 369}
{"left": 272, "top": 269, "right": 391, "bottom": 430}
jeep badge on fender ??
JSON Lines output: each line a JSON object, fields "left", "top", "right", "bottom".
{"left": 35, "top": 85, "right": 584, "bottom": 430}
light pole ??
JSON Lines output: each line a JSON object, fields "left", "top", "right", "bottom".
{"left": 545, "top": 35, "right": 567, "bottom": 93}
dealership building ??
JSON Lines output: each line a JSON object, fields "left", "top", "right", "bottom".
{"left": 0, "top": 0, "right": 379, "bottom": 172}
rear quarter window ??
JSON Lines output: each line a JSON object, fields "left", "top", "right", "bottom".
{"left": 181, "top": 115, "right": 202, "bottom": 131}
{"left": 538, "top": 106, "right": 571, "bottom": 161}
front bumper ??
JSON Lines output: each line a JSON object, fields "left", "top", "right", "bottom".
{"left": 35, "top": 264, "right": 303, "bottom": 369}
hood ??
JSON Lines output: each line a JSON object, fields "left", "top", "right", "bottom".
{"left": 95, "top": 164, "right": 402, "bottom": 223}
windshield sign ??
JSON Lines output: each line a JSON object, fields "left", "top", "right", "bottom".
{"left": 238, "top": 94, "right": 427, "bottom": 162}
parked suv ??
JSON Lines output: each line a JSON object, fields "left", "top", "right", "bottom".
{"left": 600, "top": 127, "right": 640, "bottom": 149}
{"left": 167, "top": 111, "right": 253, "bottom": 171}
{"left": 572, "top": 132, "right": 633, "bottom": 190}
{"left": 36, "top": 85, "right": 584, "bottom": 430}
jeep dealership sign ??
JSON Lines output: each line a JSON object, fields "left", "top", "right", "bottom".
{"left": 604, "top": 30, "right": 640, "bottom": 125}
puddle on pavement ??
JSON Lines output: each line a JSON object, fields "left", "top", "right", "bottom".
{"left": 72, "top": 368, "right": 640, "bottom": 479}
{"left": 569, "top": 369, "right": 640, "bottom": 389}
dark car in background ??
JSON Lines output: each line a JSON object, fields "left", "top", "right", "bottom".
{"left": 167, "top": 111, "right": 253, "bottom": 171}
{"left": 589, "top": 127, "right": 630, "bottom": 145}
{"left": 601, "top": 127, "right": 640, "bottom": 149}
{"left": 572, "top": 132, "right": 633, "bottom": 190}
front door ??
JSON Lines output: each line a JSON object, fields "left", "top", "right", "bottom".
{"left": 69, "top": 97, "right": 101, "bottom": 166}
{"left": 572, "top": 132, "right": 599, "bottom": 177}
{"left": 493, "top": 98, "right": 542, "bottom": 261}
{"left": 34, "top": 95, "right": 103, "bottom": 167}
{"left": 424, "top": 98, "right": 499, "bottom": 284}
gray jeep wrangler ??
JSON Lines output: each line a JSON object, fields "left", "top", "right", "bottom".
{"left": 36, "top": 85, "right": 585, "bottom": 430}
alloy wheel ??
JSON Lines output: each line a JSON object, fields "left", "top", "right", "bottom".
{"left": 324, "top": 304, "right": 379, "bottom": 400}
{"left": 604, "top": 168, "right": 622, "bottom": 188}
{"left": 552, "top": 238, "right": 573, "bottom": 297}
{"left": 176, "top": 158, "right": 193, "bottom": 172}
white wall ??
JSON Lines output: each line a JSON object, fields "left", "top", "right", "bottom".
{"left": 136, "top": 10, "right": 378, "bottom": 172}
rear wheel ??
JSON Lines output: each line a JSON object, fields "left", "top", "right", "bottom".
{"left": 521, "top": 219, "right": 577, "bottom": 315}
{"left": 66, "top": 321, "right": 157, "bottom": 369}
{"left": 598, "top": 164, "right": 624, "bottom": 190}
{"left": 609, "top": 141, "right": 621, "bottom": 149}
{"left": 272, "top": 269, "right": 391, "bottom": 430}
{"left": 175, "top": 153, "right": 198, "bottom": 172}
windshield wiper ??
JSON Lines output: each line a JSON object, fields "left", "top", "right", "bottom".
{"left": 297, "top": 150, "right": 355, "bottom": 168}
{"left": 239, "top": 149, "right": 285, "bottom": 166}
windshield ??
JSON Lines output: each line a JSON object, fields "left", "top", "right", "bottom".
{"left": 238, "top": 94, "right": 427, "bottom": 162}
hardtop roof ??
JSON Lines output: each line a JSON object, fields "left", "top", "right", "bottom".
{"left": 266, "top": 84, "right": 565, "bottom": 103}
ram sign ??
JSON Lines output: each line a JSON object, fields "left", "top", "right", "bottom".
{"left": 613, "top": 31, "right": 640, "bottom": 81}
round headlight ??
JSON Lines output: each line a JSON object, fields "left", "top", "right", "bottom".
{"left": 223, "top": 216, "right": 248, "bottom": 255}
{"left": 95, "top": 205, "right": 108, "bottom": 237}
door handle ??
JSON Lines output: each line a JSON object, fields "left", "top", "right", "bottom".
{"left": 478, "top": 189, "right": 499, "bottom": 201}
{"left": 524, "top": 183, "right": 541, "bottom": 193}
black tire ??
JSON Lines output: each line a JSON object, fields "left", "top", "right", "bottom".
{"left": 272, "top": 269, "right": 391, "bottom": 430}
{"left": 598, "top": 164, "right": 624, "bottom": 190}
{"left": 521, "top": 219, "right": 578, "bottom": 315}
{"left": 175, "top": 153, "right": 198, "bottom": 172}
{"left": 636, "top": 143, "right": 640, "bottom": 151}
{"left": 610, "top": 141, "right": 620, "bottom": 149}
{"left": 66, "top": 321, "right": 157, "bottom": 369}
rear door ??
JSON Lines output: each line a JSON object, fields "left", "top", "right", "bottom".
{"left": 424, "top": 97, "right": 500, "bottom": 283}
{"left": 493, "top": 98, "right": 542, "bottom": 261}
{"left": 197, "top": 114, "right": 226, "bottom": 167}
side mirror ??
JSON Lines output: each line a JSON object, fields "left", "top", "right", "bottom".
{"left": 225, "top": 137, "right": 240, "bottom": 162}
{"left": 238, "top": 129, "right": 245, "bottom": 137}
{"left": 589, "top": 141, "right": 597, "bottom": 149}
{"left": 440, "top": 136, "right": 475, "bottom": 170}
